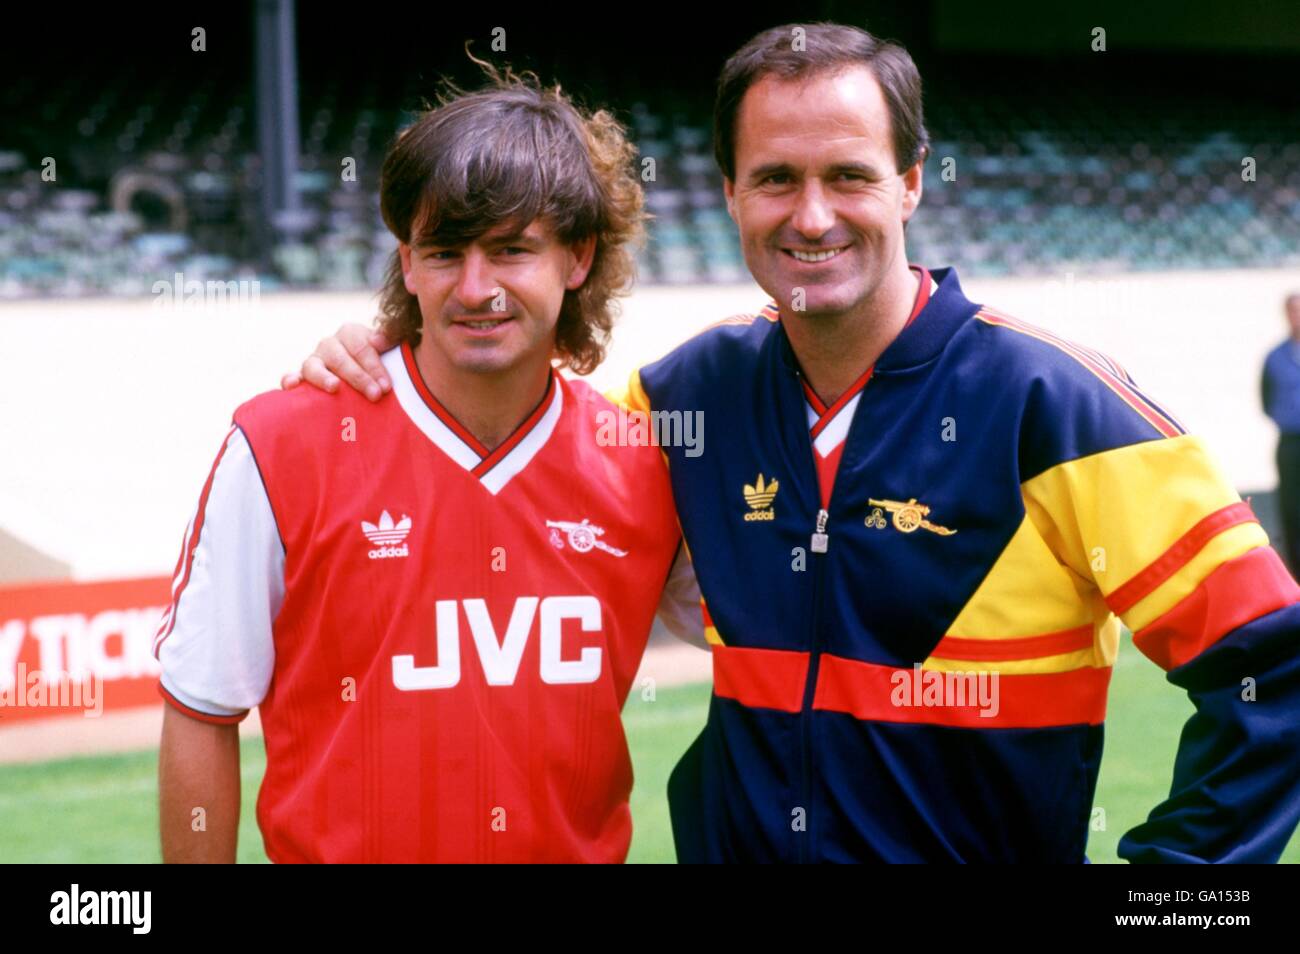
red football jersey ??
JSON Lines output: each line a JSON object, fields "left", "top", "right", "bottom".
{"left": 155, "top": 342, "right": 688, "bottom": 862}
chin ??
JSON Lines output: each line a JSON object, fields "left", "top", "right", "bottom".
{"left": 757, "top": 270, "right": 858, "bottom": 316}
{"left": 794, "top": 287, "right": 863, "bottom": 318}
{"left": 450, "top": 350, "right": 520, "bottom": 375}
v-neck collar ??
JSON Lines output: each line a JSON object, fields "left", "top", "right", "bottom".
{"left": 386, "top": 342, "right": 563, "bottom": 495}
{"left": 796, "top": 265, "right": 934, "bottom": 456}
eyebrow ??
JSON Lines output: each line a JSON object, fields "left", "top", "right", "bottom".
{"left": 490, "top": 230, "right": 543, "bottom": 246}
{"left": 746, "top": 160, "right": 885, "bottom": 182}
{"left": 827, "top": 161, "right": 883, "bottom": 177}
{"left": 746, "top": 161, "right": 795, "bottom": 183}
{"left": 414, "top": 228, "right": 542, "bottom": 251}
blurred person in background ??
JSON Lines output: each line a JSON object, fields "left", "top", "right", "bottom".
{"left": 1261, "top": 292, "right": 1300, "bottom": 575}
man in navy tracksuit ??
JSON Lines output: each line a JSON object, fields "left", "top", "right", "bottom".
{"left": 294, "top": 23, "right": 1300, "bottom": 862}
{"left": 631, "top": 23, "right": 1300, "bottom": 862}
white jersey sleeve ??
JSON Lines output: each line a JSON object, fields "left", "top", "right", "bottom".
{"left": 153, "top": 425, "right": 284, "bottom": 722}
{"left": 656, "top": 542, "right": 707, "bottom": 650}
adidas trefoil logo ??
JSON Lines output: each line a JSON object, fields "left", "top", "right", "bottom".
{"left": 743, "top": 474, "right": 778, "bottom": 521}
{"left": 363, "top": 510, "right": 412, "bottom": 559}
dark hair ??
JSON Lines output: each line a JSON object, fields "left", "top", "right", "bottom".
{"left": 377, "top": 61, "right": 644, "bottom": 375}
{"left": 714, "top": 22, "right": 930, "bottom": 180}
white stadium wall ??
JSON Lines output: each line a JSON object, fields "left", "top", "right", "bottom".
{"left": 0, "top": 267, "right": 1296, "bottom": 583}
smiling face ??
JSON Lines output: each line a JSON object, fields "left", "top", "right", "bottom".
{"left": 724, "top": 65, "right": 923, "bottom": 320}
{"left": 399, "top": 218, "right": 595, "bottom": 377}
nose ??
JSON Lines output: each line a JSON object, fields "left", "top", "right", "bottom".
{"left": 453, "top": 246, "right": 499, "bottom": 311}
{"left": 790, "top": 179, "right": 836, "bottom": 242}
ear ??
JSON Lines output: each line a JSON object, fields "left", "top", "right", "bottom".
{"left": 723, "top": 177, "right": 737, "bottom": 223}
{"left": 565, "top": 234, "right": 598, "bottom": 290}
{"left": 900, "top": 157, "right": 924, "bottom": 224}
{"left": 399, "top": 243, "right": 417, "bottom": 295}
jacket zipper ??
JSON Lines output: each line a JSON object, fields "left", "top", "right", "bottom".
{"left": 797, "top": 367, "right": 871, "bottom": 861}
{"left": 794, "top": 360, "right": 844, "bottom": 863}
{"left": 799, "top": 506, "right": 830, "bottom": 863}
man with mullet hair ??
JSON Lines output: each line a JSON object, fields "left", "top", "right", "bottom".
{"left": 156, "top": 66, "right": 700, "bottom": 863}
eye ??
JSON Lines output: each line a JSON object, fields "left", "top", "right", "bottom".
{"left": 762, "top": 173, "right": 792, "bottom": 186}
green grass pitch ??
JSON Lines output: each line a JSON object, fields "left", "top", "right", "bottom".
{"left": 1, "top": 634, "right": 1296, "bottom": 863}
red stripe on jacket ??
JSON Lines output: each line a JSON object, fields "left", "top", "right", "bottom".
{"left": 1133, "top": 546, "right": 1300, "bottom": 671}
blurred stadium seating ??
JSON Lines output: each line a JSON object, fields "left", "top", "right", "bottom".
{"left": 3, "top": 48, "right": 1297, "bottom": 298}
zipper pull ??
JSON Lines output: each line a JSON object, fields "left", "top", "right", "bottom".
{"left": 811, "top": 508, "right": 829, "bottom": 554}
